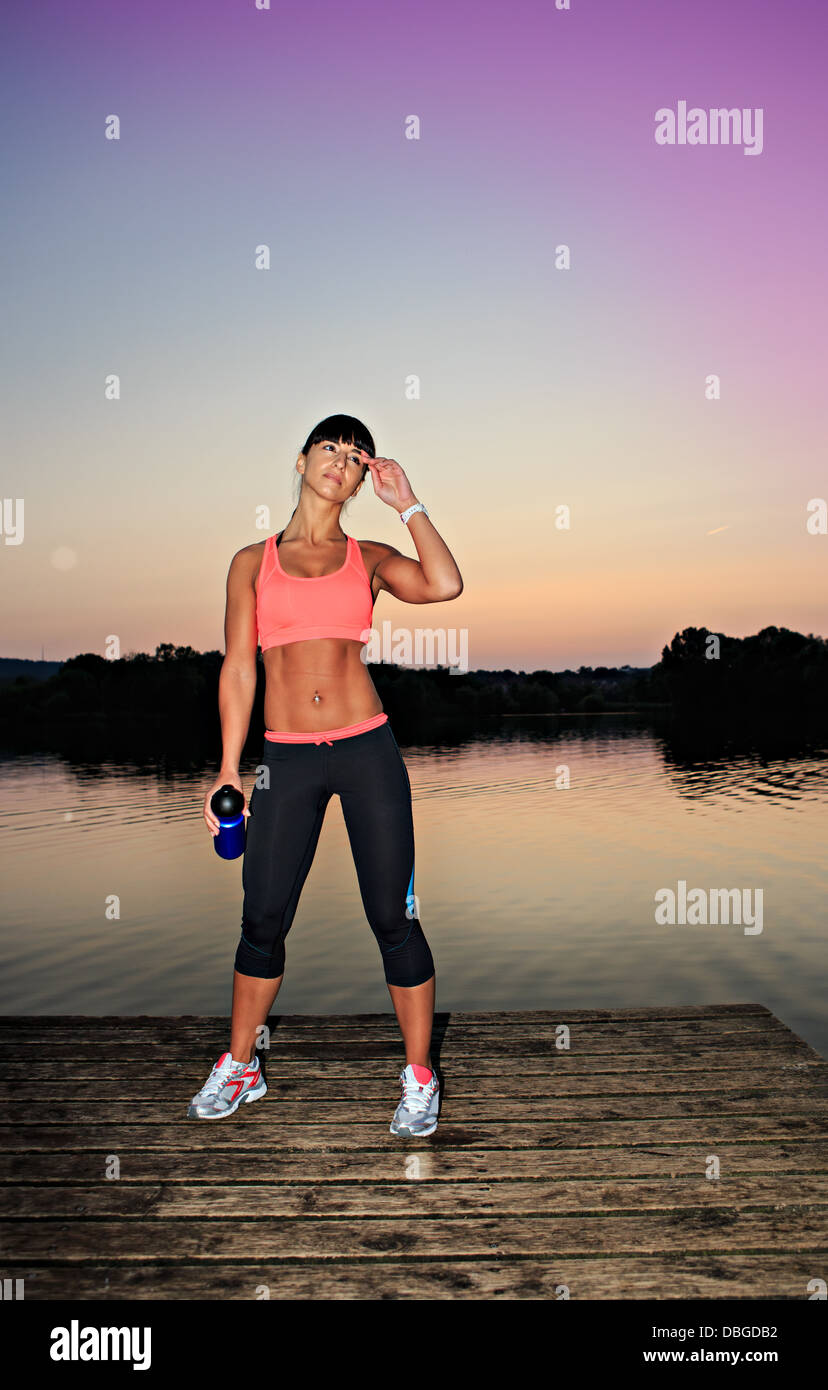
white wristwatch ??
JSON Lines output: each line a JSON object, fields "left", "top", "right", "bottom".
{"left": 400, "top": 501, "right": 429, "bottom": 525}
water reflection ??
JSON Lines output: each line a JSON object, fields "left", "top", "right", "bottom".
{"left": 1, "top": 715, "right": 826, "bottom": 1058}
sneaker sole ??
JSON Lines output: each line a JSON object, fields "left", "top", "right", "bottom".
{"left": 390, "top": 1116, "right": 438, "bottom": 1138}
{"left": 187, "top": 1079, "right": 267, "bottom": 1120}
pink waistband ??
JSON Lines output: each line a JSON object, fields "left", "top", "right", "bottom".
{"left": 264, "top": 711, "right": 388, "bottom": 746}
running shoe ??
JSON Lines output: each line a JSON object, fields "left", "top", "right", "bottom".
{"left": 187, "top": 1051, "right": 267, "bottom": 1120}
{"left": 390, "top": 1064, "right": 440, "bottom": 1137}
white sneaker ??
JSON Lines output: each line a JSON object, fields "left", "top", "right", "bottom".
{"left": 390, "top": 1064, "right": 440, "bottom": 1137}
{"left": 188, "top": 1051, "right": 267, "bottom": 1119}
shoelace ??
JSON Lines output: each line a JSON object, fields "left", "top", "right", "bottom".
{"left": 400, "top": 1074, "right": 433, "bottom": 1114}
{"left": 201, "top": 1058, "right": 247, "bottom": 1098}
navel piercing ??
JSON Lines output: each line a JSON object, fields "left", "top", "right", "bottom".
{"left": 312, "top": 691, "right": 321, "bottom": 704}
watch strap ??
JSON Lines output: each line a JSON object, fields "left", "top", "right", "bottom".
{"left": 400, "top": 501, "right": 428, "bottom": 524}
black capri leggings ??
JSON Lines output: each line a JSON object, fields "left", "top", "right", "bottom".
{"left": 235, "top": 720, "right": 435, "bottom": 987}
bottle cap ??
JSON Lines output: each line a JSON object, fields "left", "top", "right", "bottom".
{"left": 210, "top": 785, "right": 244, "bottom": 818}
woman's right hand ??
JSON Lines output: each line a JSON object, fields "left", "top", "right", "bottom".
{"left": 203, "top": 770, "right": 249, "bottom": 838}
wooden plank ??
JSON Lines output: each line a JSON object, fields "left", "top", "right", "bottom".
{"left": 4, "top": 1208, "right": 828, "bottom": 1261}
{"left": 4, "top": 1091, "right": 828, "bottom": 1126}
{"left": 4, "top": 1141, "right": 827, "bottom": 1184}
{"left": 0, "top": 1004, "right": 773, "bottom": 1029}
{"left": 0, "top": 1016, "right": 796, "bottom": 1043}
{"left": 4, "top": 1174, "right": 828, "bottom": 1219}
{"left": 10, "top": 1253, "right": 822, "bottom": 1300}
{"left": 3, "top": 1033, "right": 815, "bottom": 1062}
{"left": 4, "top": 1063, "right": 825, "bottom": 1100}
{"left": 1, "top": 1116, "right": 825, "bottom": 1152}
{"left": 2, "top": 1054, "right": 823, "bottom": 1085}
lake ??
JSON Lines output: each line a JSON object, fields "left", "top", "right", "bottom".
{"left": 1, "top": 715, "right": 826, "bottom": 1058}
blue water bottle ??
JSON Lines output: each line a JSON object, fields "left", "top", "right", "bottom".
{"left": 210, "top": 785, "right": 246, "bottom": 860}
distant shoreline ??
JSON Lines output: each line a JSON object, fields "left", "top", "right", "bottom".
{"left": 1, "top": 624, "right": 826, "bottom": 756}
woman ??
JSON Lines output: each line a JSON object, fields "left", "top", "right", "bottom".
{"left": 192, "top": 414, "right": 463, "bottom": 1137}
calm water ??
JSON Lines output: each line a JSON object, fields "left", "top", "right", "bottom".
{"left": 1, "top": 716, "right": 826, "bottom": 1057}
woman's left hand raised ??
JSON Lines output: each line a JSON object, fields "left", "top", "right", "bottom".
{"left": 360, "top": 450, "right": 418, "bottom": 513}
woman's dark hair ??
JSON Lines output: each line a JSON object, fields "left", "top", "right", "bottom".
{"left": 291, "top": 413, "right": 375, "bottom": 516}
{"left": 300, "top": 413, "right": 375, "bottom": 464}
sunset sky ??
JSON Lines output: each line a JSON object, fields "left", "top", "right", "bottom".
{"left": 2, "top": 0, "right": 826, "bottom": 671}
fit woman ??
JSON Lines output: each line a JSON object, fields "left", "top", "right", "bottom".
{"left": 192, "top": 414, "right": 463, "bottom": 1136}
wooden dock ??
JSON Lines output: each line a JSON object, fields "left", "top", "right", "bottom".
{"left": 1, "top": 1004, "right": 827, "bottom": 1300}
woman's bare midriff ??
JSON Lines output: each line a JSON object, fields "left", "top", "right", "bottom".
{"left": 261, "top": 640, "right": 384, "bottom": 733}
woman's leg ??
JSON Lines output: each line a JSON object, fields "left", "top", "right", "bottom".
{"left": 335, "top": 723, "right": 436, "bottom": 1068}
{"left": 229, "top": 971, "right": 284, "bottom": 1065}
{"left": 387, "top": 976, "right": 435, "bottom": 1071}
{"left": 230, "top": 743, "right": 330, "bottom": 1064}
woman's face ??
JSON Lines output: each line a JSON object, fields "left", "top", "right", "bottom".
{"left": 304, "top": 438, "right": 367, "bottom": 499}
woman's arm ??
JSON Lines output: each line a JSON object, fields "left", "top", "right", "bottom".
{"left": 360, "top": 449, "right": 463, "bottom": 604}
{"left": 218, "top": 547, "right": 259, "bottom": 773}
{"left": 372, "top": 511, "right": 463, "bottom": 604}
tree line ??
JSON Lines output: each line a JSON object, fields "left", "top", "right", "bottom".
{"left": 0, "top": 624, "right": 825, "bottom": 756}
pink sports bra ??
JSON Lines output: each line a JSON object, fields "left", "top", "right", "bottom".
{"left": 256, "top": 530, "right": 375, "bottom": 651}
